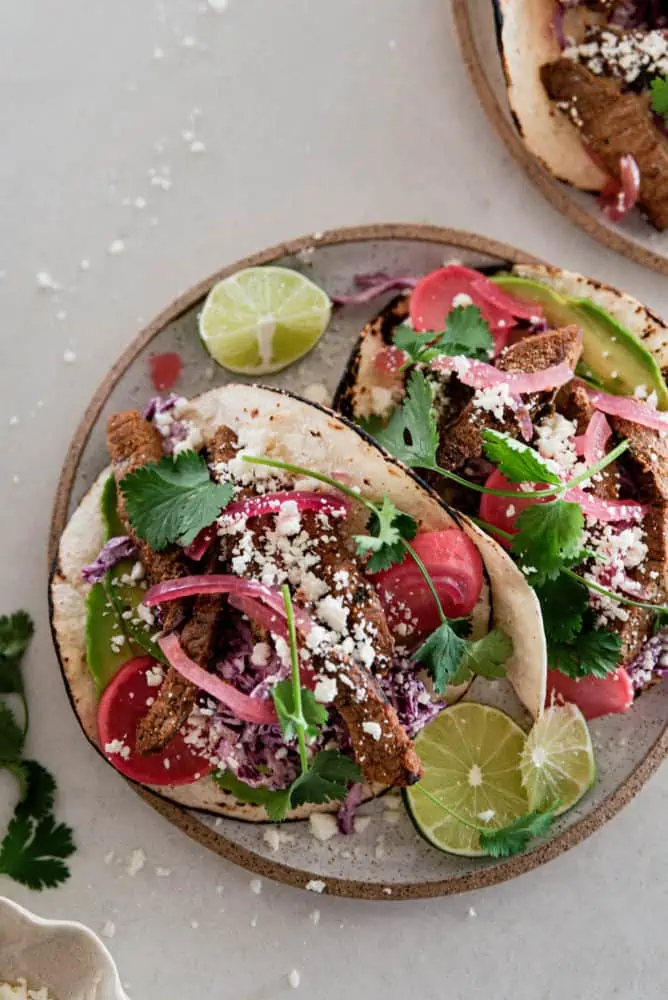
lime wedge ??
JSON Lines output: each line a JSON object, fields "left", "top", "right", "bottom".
{"left": 405, "top": 703, "right": 529, "bottom": 857}
{"left": 520, "top": 703, "right": 595, "bottom": 816}
{"left": 199, "top": 266, "right": 332, "bottom": 375}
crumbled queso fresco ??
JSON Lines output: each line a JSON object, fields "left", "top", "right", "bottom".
{"left": 180, "top": 423, "right": 399, "bottom": 773}
{"left": 0, "top": 984, "right": 54, "bottom": 1000}
{"left": 566, "top": 28, "right": 668, "bottom": 85}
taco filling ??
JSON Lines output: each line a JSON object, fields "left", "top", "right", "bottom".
{"left": 53, "top": 383, "right": 545, "bottom": 824}
{"left": 334, "top": 262, "right": 668, "bottom": 718}
{"left": 497, "top": 0, "right": 668, "bottom": 226}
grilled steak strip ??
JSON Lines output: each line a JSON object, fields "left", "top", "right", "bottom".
{"left": 436, "top": 326, "right": 583, "bottom": 473}
{"left": 134, "top": 424, "right": 240, "bottom": 754}
{"left": 295, "top": 512, "right": 421, "bottom": 787}
{"left": 541, "top": 59, "right": 668, "bottom": 230}
{"left": 605, "top": 417, "right": 668, "bottom": 663}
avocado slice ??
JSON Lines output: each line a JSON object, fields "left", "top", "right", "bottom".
{"left": 85, "top": 582, "right": 140, "bottom": 694}
{"left": 85, "top": 479, "right": 165, "bottom": 691}
{"left": 492, "top": 275, "right": 668, "bottom": 409}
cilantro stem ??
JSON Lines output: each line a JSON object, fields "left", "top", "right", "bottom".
{"left": 242, "top": 456, "right": 376, "bottom": 513}
{"left": 243, "top": 455, "right": 449, "bottom": 625}
{"left": 282, "top": 584, "right": 308, "bottom": 774}
{"left": 401, "top": 540, "right": 446, "bottom": 624}
{"left": 429, "top": 465, "right": 561, "bottom": 499}
{"left": 562, "top": 439, "right": 630, "bottom": 491}
{"left": 413, "top": 783, "right": 485, "bottom": 834}
{"left": 563, "top": 569, "right": 668, "bottom": 615}
{"left": 471, "top": 517, "right": 666, "bottom": 614}
{"left": 20, "top": 692, "right": 29, "bottom": 737}
{"left": 425, "top": 439, "right": 629, "bottom": 502}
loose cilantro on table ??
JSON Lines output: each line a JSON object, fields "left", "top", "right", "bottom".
{"left": 120, "top": 450, "right": 235, "bottom": 550}
{"left": 415, "top": 784, "right": 558, "bottom": 858}
{"left": 0, "top": 613, "right": 75, "bottom": 890}
{"left": 393, "top": 305, "right": 494, "bottom": 364}
{"left": 650, "top": 77, "right": 668, "bottom": 124}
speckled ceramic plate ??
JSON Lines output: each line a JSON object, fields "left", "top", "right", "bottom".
{"left": 452, "top": 0, "right": 668, "bottom": 277}
{"left": 48, "top": 224, "right": 668, "bottom": 900}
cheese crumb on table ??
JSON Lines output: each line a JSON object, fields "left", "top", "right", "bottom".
{"left": 288, "top": 970, "right": 301, "bottom": 989}
{"left": 126, "top": 848, "right": 146, "bottom": 876}
{"left": 305, "top": 878, "right": 326, "bottom": 893}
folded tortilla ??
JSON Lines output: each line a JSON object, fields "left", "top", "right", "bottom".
{"left": 50, "top": 384, "right": 545, "bottom": 819}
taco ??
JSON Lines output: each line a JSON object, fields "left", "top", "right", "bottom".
{"left": 334, "top": 262, "right": 668, "bottom": 719}
{"left": 496, "top": 0, "right": 668, "bottom": 226}
{"left": 50, "top": 383, "right": 545, "bottom": 821}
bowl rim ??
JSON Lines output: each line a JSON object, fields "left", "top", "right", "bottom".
{"left": 47, "top": 222, "right": 668, "bottom": 900}
{"left": 0, "top": 896, "right": 128, "bottom": 999}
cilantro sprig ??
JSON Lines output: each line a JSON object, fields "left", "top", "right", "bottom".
{"left": 120, "top": 450, "right": 235, "bottom": 550}
{"left": 216, "top": 586, "right": 361, "bottom": 822}
{"left": 242, "top": 453, "right": 514, "bottom": 691}
{"left": 0, "top": 613, "right": 75, "bottom": 889}
{"left": 415, "top": 784, "right": 558, "bottom": 857}
{"left": 365, "top": 372, "right": 628, "bottom": 501}
{"left": 394, "top": 305, "right": 494, "bottom": 364}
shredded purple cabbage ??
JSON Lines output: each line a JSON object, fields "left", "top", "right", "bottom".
{"left": 82, "top": 536, "right": 137, "bottom": 583}
{"left": 186, "top": 621, "right": 442, "bottom": 797}
{"left": 626, "top": 627, "right": 668, "bottom": 691}
{"left": 332, "top": 273, "right": 420, "bottom": 306}
{"left": 337, "top": 783, "right": 365, "bottom": 834}
{"left": 143, "top": 393, "right": 190, "bottom": 454}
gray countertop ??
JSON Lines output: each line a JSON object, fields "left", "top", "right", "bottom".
{"left": 0, "top": 0, "right": 665, "bottom": 997}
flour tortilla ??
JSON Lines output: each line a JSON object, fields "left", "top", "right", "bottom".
{"left": 50, "top": 384, "right": 544, "bottom": 819}
{"left": 495, "top": 0, "right": 607, "bottom": 191}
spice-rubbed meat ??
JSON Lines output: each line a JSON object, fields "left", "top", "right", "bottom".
{"left": 604, "top": 417, "right": 668, "bottom": 663}
{"left": 541, "top": 59, "right": 668, "bottom": 230}
{"left": 134, "top": 423, "right": 241, "bottom": 754}
{"left": 436, "top": 326, "right": 583, "bottom": 473}
{"left": 555, "top": 382, "right": 620, "bottom": 500}
{"left": 107, "top": 411, "right": 188, "bottom": 633}
{"left": 333, "top": 660, "right": 422, "bottom": 786}
{"left": 293, "top": 512, "right": 422, "bottom": 786}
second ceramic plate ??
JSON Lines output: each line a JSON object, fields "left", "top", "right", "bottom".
{"left": 452, "top": 0, "right": 668, "bottom": 276}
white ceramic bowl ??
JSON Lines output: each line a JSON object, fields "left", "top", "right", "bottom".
{"left": 0, "top": 897, "right": 128, "bottom": 1000}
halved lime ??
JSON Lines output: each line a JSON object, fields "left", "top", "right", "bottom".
{"left": 520, "top": 703, "right": 595, "bottom": 815}
{"left": 405, "top": 703, "right": 529, "bottom": 857}
{"left": 199, "top": 266, "right": 332, "bottom": 375}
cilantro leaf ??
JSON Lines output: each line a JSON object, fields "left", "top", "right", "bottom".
{"left": 393, "top": 307, "right": 494, "bottom": 364}
{"left": 511, "top": 500, "right": 585, "bottom": 586}
{"left": 650, "top": 77, "right": 668, "bottom": 123}
{"left": 432, "top": 305, "right": 495, "bottom": 360}
{"left": 393, "top": 325, "right": 440, "bottom": 365}
{"left": 0, "top": 813, "right": 75, "bottom": 891}
{"left": 271, "top": 679, "right": 328, "bottom": 743}
{"left": 5, "top": 762, "right": 29, "bottom": 802}
{"left": 289, "top": 750, "right": 362, "bottom": 808}
{"left": 478, "top": 807, "right": 557, "bottom": 858}
{"left": 458, "top": 628, "right": 513, "bottom": 680}
{"left": 16, "top": 761, "right": 56, "bottom": 819}
{"left": 534, "top": 573, "right": 589, "bottom": 643}
{"left": 548, "top": 624, "right": 621, "bottom": 680}
{"left": 120, "top": 451, "right": 235, "bottom": 550}
{"left": 0, "top": 702, "right": 25, "bottom": 763}
{"left": 370, "top": 371, "right": 439, "bottom": 468}
{"left": 355, "top": 496, "right": 418, "bottom": 572}
{"left": 213, "top": 770, "right": 291, "bottom": 822}
{"left": 482, "top": 430, "right": 562, "bottom": 486}
{"left": 0, "top": 611, "right": 34, "bottom": 694}
{"left": 413, "top": 621, "right": 467, "bottom": 694}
